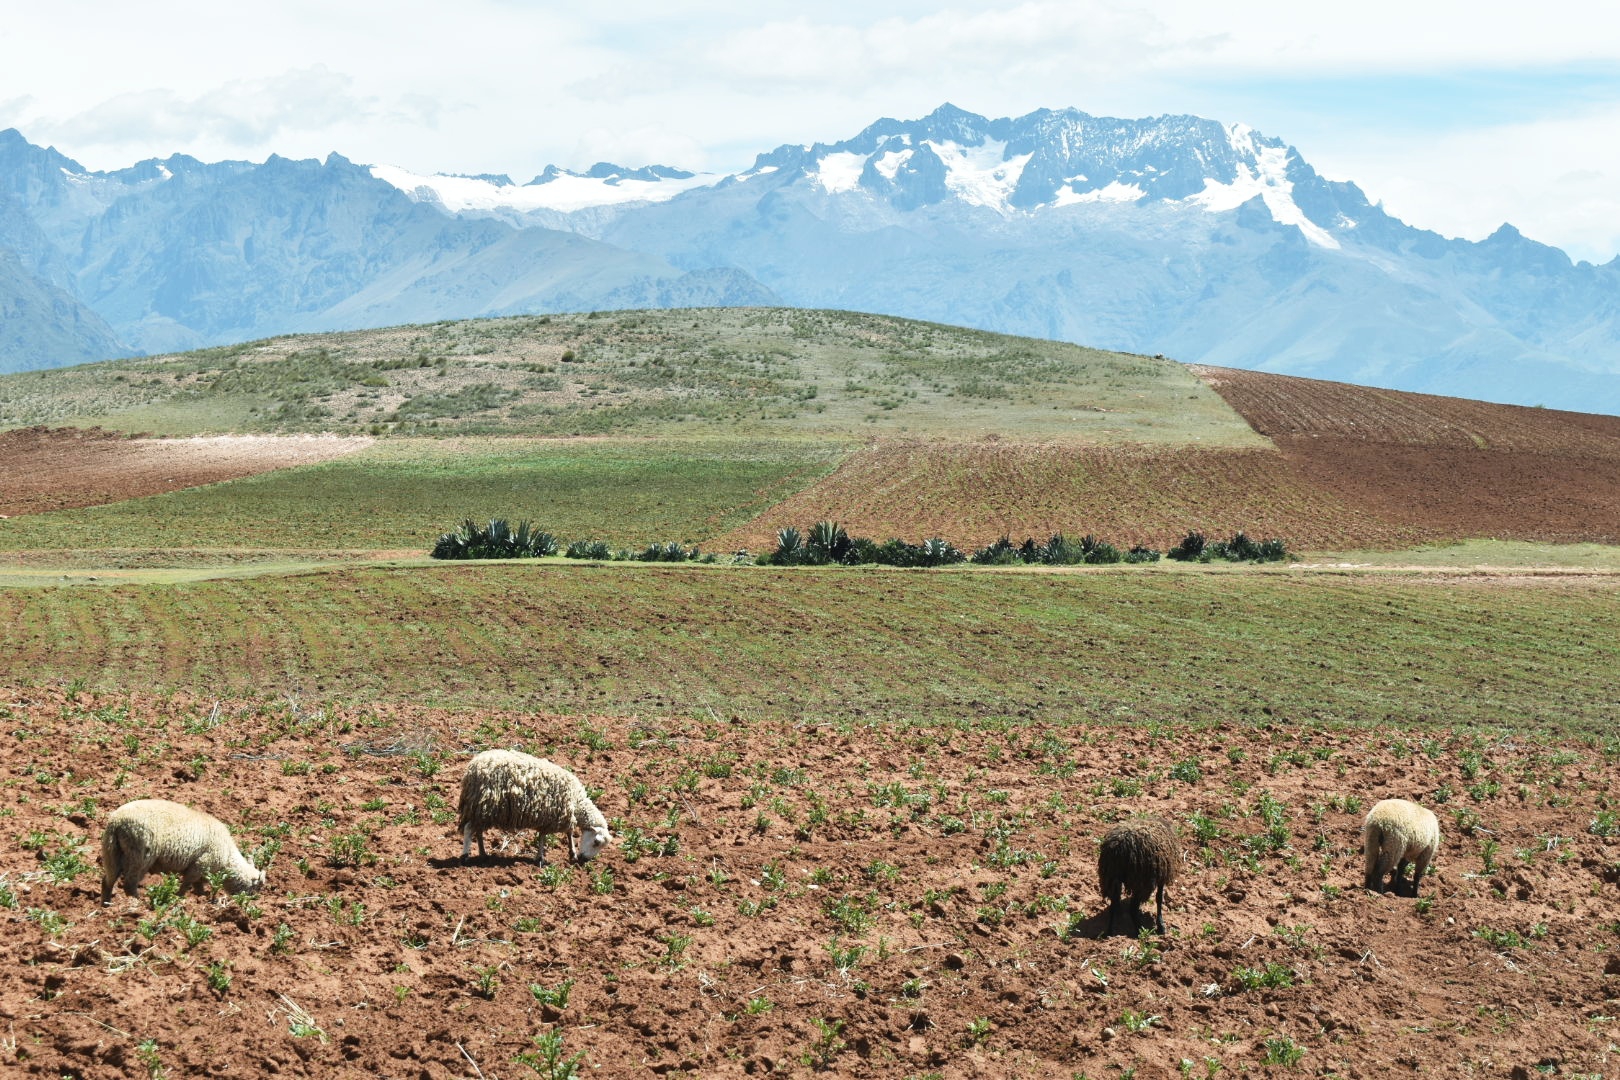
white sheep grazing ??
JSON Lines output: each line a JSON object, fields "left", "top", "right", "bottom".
{"left": 457, "top": 750, "right": 611, "bottom": 865}
{"left": 100, "top": 799, "right": 265, "bottom": 905}
{"left": 1362, "top": 798, "right": 1441, "bottom": 897}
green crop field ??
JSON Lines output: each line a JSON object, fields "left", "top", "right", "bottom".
{"left": 0, "top": 437, "right": 845, "bottom": 555}
{"left": 2, "top": 563, "right": 1614, "bottom": 735}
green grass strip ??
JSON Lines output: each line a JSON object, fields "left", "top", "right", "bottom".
{"left": 0, "top": 437, "right": 846, "bottom": 552}
{"left": 2, "top": 565, "right": 1613, "bottom": 735}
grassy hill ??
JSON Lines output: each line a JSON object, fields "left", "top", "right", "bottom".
{"left": 5, "top": 306, "right": 1616, "bottom": 557}
{"left": 0, "top": 307, "right": 1258, "bottom": 443}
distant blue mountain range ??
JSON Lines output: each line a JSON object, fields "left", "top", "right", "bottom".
{"left": 2, "top": 106, "right": 1617, "bottom": 413}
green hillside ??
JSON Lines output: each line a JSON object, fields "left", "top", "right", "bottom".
{"left": 0, "top": 307, "right": 1262, "bottom": 445}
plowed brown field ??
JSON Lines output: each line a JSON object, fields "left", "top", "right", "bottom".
{"left": 1196, "top": 367, "right": 1620, "bottom": 545}
{"left": 715, "top": 370, "right": 1620, "bottom": 554}
{"left": 3, "top": 688, "right": 1617, "bottom": 1078}
{"left": 709, "top": 440, "right": 1419, "bottom": 552}
{"left": 0, "top": 428, "right": 373, "bottom": 517}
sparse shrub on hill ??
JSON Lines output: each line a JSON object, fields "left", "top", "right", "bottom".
{"left": 431, "top": 519, "right": 559, "bottom": 560}
{"left": 1125, "top": 545, "right": 1162, "bottom": 564}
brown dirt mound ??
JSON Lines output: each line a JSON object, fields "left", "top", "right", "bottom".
{"left": 2, "top": 687, "right": 1617, "bottom": 1078}
{"left": 1194, "top": 368, "right": 1620, "bottom": 545}
{"left": 0, "top": 427, "right": 373, "bottom": 517}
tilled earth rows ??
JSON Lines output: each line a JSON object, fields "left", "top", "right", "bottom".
{"left": 2, "top": 689, "right": 1618, "bottom": 1077}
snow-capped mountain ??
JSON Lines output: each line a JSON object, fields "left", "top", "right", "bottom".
{"left": 2, "top": 107, "right": 1617, "bottom": 413}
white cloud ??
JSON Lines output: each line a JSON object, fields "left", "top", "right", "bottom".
{"left": 1310, "top": 103, "right": 1620, "bottom": 264}
{"left": 48, "top": 67, "right": 370, "bottom": 150}
{"left": 1, "top": 2, "right": 1617, "bottom": 257}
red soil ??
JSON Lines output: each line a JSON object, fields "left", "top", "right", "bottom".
{"left": 2, "top": 688, "right": 1617, "bottom": 1078}
{"left": 716, "top": 371, "right": 1620, "bottom": 554}
{"left": 709, "top": 440, "right": 1420, "bottom": 553}
{"left": 0, "top": 427, "right": 372, "bottom": 517}
{"left": 1195, "top": 367, "right": 1620, "bottom": 546}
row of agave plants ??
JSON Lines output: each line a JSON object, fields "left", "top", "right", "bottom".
{"left": 768, "top": 524, "right": 1286, "bottom": 566}
{"left": 431, "top": 518, "right": 1288, "bottom": 566}
{"left": 431, "top": 519, "right": 706, "bottom": 563}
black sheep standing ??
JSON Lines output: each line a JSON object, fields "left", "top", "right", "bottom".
{"left": 1097, "top": 816, "right": 1182, "bottom": 936}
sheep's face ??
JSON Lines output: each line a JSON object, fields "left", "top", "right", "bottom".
{"left": 576, "top": 824, "right": 611, "bottom": 863}
{"left": 229, "top": 866, "right": 267, "bottom": 895}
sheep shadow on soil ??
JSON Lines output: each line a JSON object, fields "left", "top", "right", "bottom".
{"left": 1068, "top": 906, "right": 1171, "bottom": 940}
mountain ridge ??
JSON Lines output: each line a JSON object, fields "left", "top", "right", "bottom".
{"left": 0, "top": 106, "right": 1616, "bottom": 413}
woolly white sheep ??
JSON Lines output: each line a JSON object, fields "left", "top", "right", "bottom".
{"left": 457, "top": 750, "right": 611, "bottom": 865}
{"left": 1362, "top": 798, "right": 1441, "bottom": 897}
{"left": 1097, "top": 816, "right": 1182, "bottom": 936}
{"left": 100, "top": 799, "right": 265, "bottom": 905}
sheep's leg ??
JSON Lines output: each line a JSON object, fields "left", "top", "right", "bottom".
{"left": 1408, "top": 850, "right": 1433, "bottom": 897}
{"left": 100, "top": 839, "right": 118, "bottom": 905}
{"left": 1392, "top": 859, "right": 1414, "bottom": 897}
{"left": 121, "top": 849, "right": 150, "bottom": 898}
{"left": 1367, "top": 840, "right": 1400, "bottom": 894}
{"left": 1363, "top": 827, "right": 1388, "bottom": 891}
{"left": 534, "top": 834, "right": 547, "bottom": 866}
{"left": 567, "top": 829, "right": 579, "bottom": 864}
{"left": 1105, "top": 881, "right": 1123, "bottom": 937}
{"left": 1154, "top": 884, "right": 1167, "bottom": 935}
{"left": 460, "top": 825, "right": 476, "bottom": 863}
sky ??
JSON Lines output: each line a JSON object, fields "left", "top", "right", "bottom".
{"left": 3, "top": 1, "right": 1619, "bottom": 263}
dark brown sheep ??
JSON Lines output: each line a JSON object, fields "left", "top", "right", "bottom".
{"left": 1097, "top": 816, "right": 1182, "bottom": 936}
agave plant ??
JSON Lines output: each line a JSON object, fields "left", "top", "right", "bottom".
{"left": 1166, "top": 530, "right": 1208, "bottom": 562}
{"left": 429, "top": 518, "right": 557, "bottom": 559}
{"left": 1042, "top": 533, "right": 1085, "bottom": 565}
{"left": 807, "top": 521, "right": 851, "bottom": 564}
{"left": 1256, "top": 538, "right": 1288, "bottom": 562}
{"left": 774, "top": 526, "right": 805, "bottom": 565}
{"left": 920, "top": 538, "right": 963, "bottom": 566}
{"left": 1081, "top": 536, "right": 1122, "bottom": 564}
{"left": 970, "top": 536, "right": 1022, "bottom": 565}
{"left": 565, "top": 538, "right": 614, "bottom": 560}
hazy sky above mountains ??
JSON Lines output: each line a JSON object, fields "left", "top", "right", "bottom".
{"left": 3, "top": 1, "right": 1617, "bottom": 262}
